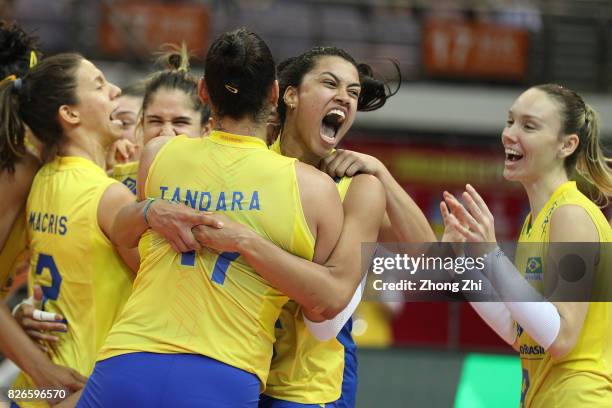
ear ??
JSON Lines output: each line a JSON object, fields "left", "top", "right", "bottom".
{"left": 559, "top": 133, "right": 579, "bottom": 159}
{"left": 269, "top": 80, "right": 279, "bottom": 107}
{"left": 198, "top": 77, "right": 210, "bottom": 105}
{"left": 283, "top": 86, "right": 298, "bottom": 110}
{"left": 58, "top": 105, "right": 80, "bottom": 126}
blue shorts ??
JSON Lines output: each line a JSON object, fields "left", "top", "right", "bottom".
{"left": 77, "top": 352, "right": 260, "bottom": 408}
{"left": 259, "top": 395, "right": 328, "bottom": 407}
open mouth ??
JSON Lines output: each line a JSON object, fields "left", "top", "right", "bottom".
{"left": 505, "top": 148, "right": 524, "bottom": 162}
{"left": 320, "top": 108, "right": 346, "bottom": 144}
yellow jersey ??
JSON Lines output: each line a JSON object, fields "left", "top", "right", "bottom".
{"left": 111, "top": 161, "right": 139, "bottom": 195}
{"left": 12, "top": 156, "right": 133, "bottom": 408}
{"left": 266, "top": 136, "right": 355, "bottom": 404}
{"left": 0, "top": 209, "right": 27, "bottom": 299}
{"left": 98, "top": 131, "right": 315, "bottom": 389}
{"left": 515, "top": 181, "right": 612, "bottom": 408}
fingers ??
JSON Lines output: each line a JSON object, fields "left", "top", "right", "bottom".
{"left": 462, "top": 191, "right": 484, "bottom": 223}
{"left": 443, "top": 192, "right": 482, "bottom": 240}
{"left": 26, "top": 329, "right": 60, "bottom": 343}
{"left": 196, "top": 213, "right": 224, "bottom": 229}
{"left": 320, "top": 151, "right": 339, "bottom": 175}
{"left": 439, "top": 201, "right": 451, "bottom": 227}
{"left": 171, "top": 234, "right": 192, "bottom": 253}
{"left": 326, "top": 153, "right": 355, "bottom": 178}
{"left": 465, "top": 184, "right": 493, "bottom": 219}
{"left": 69, "top": 369, "right": 88, "bottom": 389}
{"left": 178, "top": 228, "right": 202, "bottom": 252}
{"left": 345, "top": 161, "right": 362, "bottom": 177}
{"left": 22, "top": 316, "right": 67, "bottom": 332}
{"left": 33, "top": 285, "right": 44, "bottom": 302}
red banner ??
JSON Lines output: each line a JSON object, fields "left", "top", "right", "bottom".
{"left": 99, "top": 2, "right": 210, "bottom": 58}
{"left": 423, "top": 19, "right": 529, "bottom": 81}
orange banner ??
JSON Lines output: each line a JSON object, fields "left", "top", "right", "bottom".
{"left": 99, "top": 2, "right": 210, "bottom": 57}
{"left": 422, "top": 19, "right": 529, "bottom": 81}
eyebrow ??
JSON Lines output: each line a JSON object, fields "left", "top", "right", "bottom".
{"left": 145, "top": 114, "right": 192, "bottom": 122}
{"left": 320, "top": 71, "right": 361, "bottom": 88}
{"left": 508, "top": 109, "right": 543, "bottom": 121}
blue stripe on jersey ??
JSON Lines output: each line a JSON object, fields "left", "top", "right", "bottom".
{"left": 335, "top": 317, "right": 358, "bottom": 408}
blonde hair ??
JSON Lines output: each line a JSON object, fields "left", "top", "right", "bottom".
{"left": 535, "top": 84, "right": 612, "bottom": 206}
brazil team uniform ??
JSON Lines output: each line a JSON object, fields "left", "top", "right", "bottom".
{"left": 111, "top": 161, "right": 139, "bottom": 195}
{"left": 261, "top": 137, "right": 357, "bottom": 408}
{"left": 515, "top": 181, "right": 612, "bottom": 407}
{"left": 10, "top": 156, "right": 134, "bottom": 408}
{"left": 0, "top": 210, "right": 27, "bottom": 299}
{"left": 78, "top": 131, "right": 315, "bottom": 407}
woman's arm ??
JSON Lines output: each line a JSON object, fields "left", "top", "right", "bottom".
{"left": 193, "top": 173, "right": 386, "bottom": 320}
{"left": 445, "top": 185, "right": 596, "bottom": 359}
{"left": 109, "top": 136, "right": 222, "bottom": 253}
{"left": 320, "top": 149, "right": 435, "bottom": 243}
{"left": 0, "top": 304, "right": 86, "bottom": 391}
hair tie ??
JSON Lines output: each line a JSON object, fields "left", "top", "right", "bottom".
{"left": 29, "top": 51, "right": 38, "bottom": 69}
{"left": 224, "top": 84, "right": 239, "bottom": 94}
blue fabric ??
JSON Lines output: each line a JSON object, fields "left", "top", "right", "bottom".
{"left": 77, "top": 352, "right": 260, "bottom": 408}
{"left": 335, "top": 318, "right": 358, "bottom": 408}
{"left": 260, "top": 319, "right": 358, "bottom": 408}
{"left": 259, "top": 394, "right": 324, "bottom": 407}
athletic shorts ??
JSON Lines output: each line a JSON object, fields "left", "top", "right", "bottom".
{"left": 77, "top": 352, "right": 260, "bottom": 408}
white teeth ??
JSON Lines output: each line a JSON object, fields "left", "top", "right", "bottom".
{"left": 328, "top": 109, "right": 345, "bottom": 119}
{"left": 505, "top": 148, "right": 522, "bottom": 156}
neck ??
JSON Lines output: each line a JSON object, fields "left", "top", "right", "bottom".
{"left": 522, "top": 167, "right": 569, "bottom": 221}
{"left": 279, "top": 124, "right": 320, "bottom": 166}
{"left": 214, "top": 115, "right": 267, "bottom": 143}
{"left": 58, "top": 129, "right": 108, "bottom": 169}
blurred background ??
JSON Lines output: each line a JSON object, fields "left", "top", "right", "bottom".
{"left": 1, "top": 0, "right": 611, "bottom": 407}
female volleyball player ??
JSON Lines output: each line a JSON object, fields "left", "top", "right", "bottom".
{"left": 0, "top": 53, "right": 139, "bottom": 407}
{"left": 0, "top": 21, "right": 87, "bottom": 395}
{"left": 110, "top": 45, "right": 212, "bottom": 194}
{"left": 191, "top": 47, "right": 435, "bottom": 408}
{"left": 442, "top": 84, "right": 612, "bottom": 407}
{"left": 77, "top": 28, "right": 344, "bottom": 408}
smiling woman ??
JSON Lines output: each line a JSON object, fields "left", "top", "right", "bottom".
{"left": 0, "top": 53, "right": 138, "bottom": 408}
{"left": 442, "top": 84, "right": 612, "bottom": 408}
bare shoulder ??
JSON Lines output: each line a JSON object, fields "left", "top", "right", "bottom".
{"left": 294, "top": 161, "right": 338, "bottom": 197}
{"left": 347, "top": 173, "right": 385, "bottom": 196}
{"left": 137, "top": 136, "right": 173, "bottom": 200}
{"left": 550, "top": 204, "right": 598, "bottom": 242}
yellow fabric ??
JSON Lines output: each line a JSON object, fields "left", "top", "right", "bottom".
{"left": 268, "top": 134, "right": 354, "bottom": 404}
{"left": 98, "top": 132, "right": 315, "bottom": 390}
{"left": 12, "top": 156, "right": 133, "bottom": 407}
{"left": 515, "top": 181, "right": 612, "bottom": 408}
{"left": 111, "top": 161, "right": 139, "bottom": 195}
{"left": 352, "top": 301, "right": 393, "bottom": 348}
{"left": 0, "top": 209, "right": 27, "bottom": 299}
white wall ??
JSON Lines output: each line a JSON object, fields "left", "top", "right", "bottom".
{"left": 355, "top": 83, "right": 612, "bottom": 139}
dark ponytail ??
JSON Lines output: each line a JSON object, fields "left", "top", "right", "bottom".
{"left": 205, "top": 28, "right": 276, "bottom": 122}
{"left": 277, "top": 47, "right": 400, "bottom": 124}
{"left": 0, "top": 53, "right": 82, "bottom": 172}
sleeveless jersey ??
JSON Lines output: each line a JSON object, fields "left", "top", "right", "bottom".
{"left": 12, "top": 156, "right": 133, "bottom": 407}
{"left": 111, "top": 161, "right": 139, "bottom": 195}
{"left": 515, "top": 181, "right": 612, "bottom": 408}
{"left": 266, "top": 136, "right": 356, "bottom": 404}
{"left": 98, "top": 131, "right": 315, "bottom": 389}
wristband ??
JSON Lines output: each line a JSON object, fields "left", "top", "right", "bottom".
{"left": 143, "top": 198, "right": 156, "bottom": 226}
